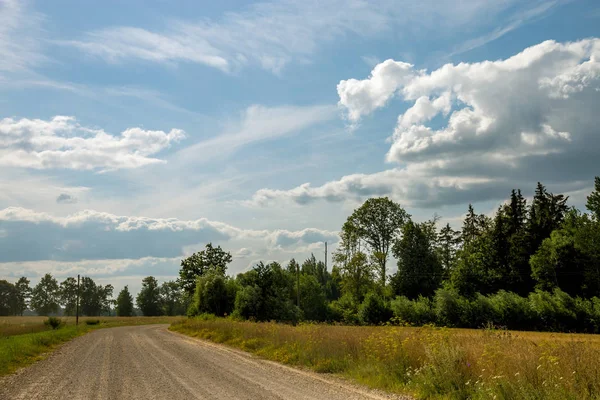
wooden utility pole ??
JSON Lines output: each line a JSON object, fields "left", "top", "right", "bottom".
{"left": 296, "top": 262, "right": 300, "bottom": 308}
{"left": 325, "top": 242, "right": 328, "bottom": 271}
{"left": 76, "top": 274, "right": 80, "bottom": 326}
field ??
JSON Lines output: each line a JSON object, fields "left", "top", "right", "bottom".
{"left": 0, "top": 316, "right": 183, "bottom": 375}
{"left": 171, "top": 318, "right": 600, "bottom": 400}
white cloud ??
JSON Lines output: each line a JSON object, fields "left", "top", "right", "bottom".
{"left": 60, "top": 0, "right": 557, "bottom": 74}
{"left": 176, "top": 104, "right": 336, "bottom": 162}
{"left": 0, "top": 207, "right": 338, "bottom": 262}
{"left": 0, "top": 115, "right": 185, "bottom": 171}
{"left": 252, "top": 39, "right": 600, "bottom": 208}
{"left": 0, "top": 0, "right": 45, "bottom": 73}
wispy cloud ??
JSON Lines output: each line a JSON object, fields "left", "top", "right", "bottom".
{"left": 0, "top": 0, "right": 45, "bottom": 73}
{"left": 59, "top": 0, "right": 556, "bottom": 74}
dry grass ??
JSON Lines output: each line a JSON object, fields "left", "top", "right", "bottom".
{"left": 171, "top": 318, "right": 600, "bottom": 400}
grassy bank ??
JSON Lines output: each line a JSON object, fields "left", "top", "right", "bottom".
{"left": 170, "top": 317, "right": 600, "bottom": 399}
{"left": 0, "top": 316, "right": 182, "bottom": 376}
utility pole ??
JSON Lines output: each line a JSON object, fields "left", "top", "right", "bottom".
{"left": 324, "top": 242, "right": 328, "bottom": 271}
{"left": 296, "top": 262, "right": 300, "bottom": 308}
{"left": 76, "top": 274, "right": 80, "bottom": 326}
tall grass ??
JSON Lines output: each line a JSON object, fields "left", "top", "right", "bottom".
{"left": 171, "top": 318, "right": 600, "bottom": 399}
{"left": 0, "top": 316, "right": 184, "bottom": 376}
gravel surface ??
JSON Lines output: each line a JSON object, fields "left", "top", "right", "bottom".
{"left": 0, "top": 324, "right": 411, "bottom": 400}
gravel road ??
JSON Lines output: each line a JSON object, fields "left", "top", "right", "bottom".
{"left": 0, "top": 325, "right": 410, "bottom": 400}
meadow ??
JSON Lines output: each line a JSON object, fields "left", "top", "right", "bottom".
{"left": 170, "top": 317, "right": 600, "bottom": 400}
{"left": 0, "top": 315, "right": 182, "bottom": 375}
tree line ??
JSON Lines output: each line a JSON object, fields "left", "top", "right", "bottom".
{"left": 3, "top": 177, "right": 600, "bottom": 332}
{"left": 181, "top": 177, "right": 600, "bottom": 332}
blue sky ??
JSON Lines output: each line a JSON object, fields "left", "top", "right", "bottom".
{"left": 1, "top": 0, "right": 599, "bottom": 296}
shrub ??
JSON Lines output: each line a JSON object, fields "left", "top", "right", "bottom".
{"left": 463, "top": 293, "right": 499, "bottom": 328}
{"left": 358, "top": 292, "right": 392, "bottom": 325}
{"left": 434, "top": 288, "right": 465, "bottom": 327}
{"left": 44, "top": 317, "right": 63, "bottom": 330}
{"left": 85, "top": 319, "right": 100, "bottom": 325}
{"left": 488, "top": 290, "right": 534, "bottom": 330}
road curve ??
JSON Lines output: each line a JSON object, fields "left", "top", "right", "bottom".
{"left": 0, "top": 325, "right": 408, "bottom": 400}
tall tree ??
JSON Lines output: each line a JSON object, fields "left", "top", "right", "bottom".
{"left": 160, "top": 281, "right": 185, "bottom": 316}
{"left": 0, "top": 280, "right": 17, "bottom": 316}
{"left": 30, "top": 274, "right": 60, "bottom": 316}
{"left": 59, "top": 277, "right": 78, "bottom": 316}
{"left": 179, "top": 243, "right": 232, "bottom": 296}
{"left": 345, "top": 197, "right": 410, "bottom": 286}
{"left": 335, "top": 251, "right": 376, "bottom": 302}
{"left": 14, "top": 277, "right": 31, "bottom": 316}
{"left": 391, "top": 220, "right": 443, "bottom": 299}
{"left": 79, "top": 277, "right": 113, "bottom": 316}
{"left": 437, "top": 223, "right": 460, "bottom": 279}
{"left": 586, "top": 176, "right": 600, "bottom": 220}
{"left": 116, "top": 286, "right": 134, "bottom": 316}
{"left": 136, "top": 276, "right": 163, "bottom": 316}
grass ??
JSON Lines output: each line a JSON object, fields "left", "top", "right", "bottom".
{"left": 0, "top": 316, "right": 183, "bottom": 376}
{"left": 170, "top": 318, "right": 600, "bottom": 400}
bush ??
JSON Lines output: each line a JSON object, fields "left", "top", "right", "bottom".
{"left": 463, "top": 293, "right": 499, "bottom": 328}
{"left": 358, "top": 292, "right": 392, "bottom": 325}
{"left": 488, "top": 290, "right": 534, "bottom": 330}
{"left": 44, "top": 317, "right": 63, "bottom": 330}
{"left": 85, "top": 319, "right": 100, "bottom": 325}
{"left": 434, "top": 288, "right": 465, "bottom": 327}
{"left": 329, "top": 293, "right": 359, "bottom": 325}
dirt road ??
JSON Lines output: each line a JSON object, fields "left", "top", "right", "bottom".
{"left": 0, "top": 325, "right": 408, "bottom": 400}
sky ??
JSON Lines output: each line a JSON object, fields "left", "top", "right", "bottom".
{"left": 1, "top": 0, "right": 599, "bottom": 297}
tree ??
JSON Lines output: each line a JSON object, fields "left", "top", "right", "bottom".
{"left": 136, "top": 276, "right": 162, "bottom": 316}
{"left": 0, "top": 280, "right": 17, "bottom": 316}
{"left": 160, "top": 281, "right": 185, "bottom": 316}
{"left": 59, "top": 277, "right": 78, "bottom": 316}
{"left": 335, "top": 251, "right": 376, "bottom": 302}
{"left": 14, "top": 277, "right": 31, "bottom": 316}
{"left": 298, "top": 274, "right": 328, "bottom": 321}
{"left": 437, "top": 223, "right": 460, "bottom": 279}
{"left": 116, "top": 286, "right": 134, "bottom": 316}
{"left": 345, "top": 197, "right": 410, "bottom": 286}
{"left": 30, "top": 274, "right": 60, "bottom": 316}
{"left": 391, "top": 220, "right": 443, "bottom": 299}
{"left": 528, "top": 182, "right": 569, "bottom": 253}
{"left": 586, "top": 176, "right": 600, "bottom": 220}
{"left": 190, "top": 273, "right": 236, "bottom": 317}
{"left": 179, "top": 243, "right": 232, "bottom": 296}
{"left": 79, "top": 277, "right": 113, "bottom": 316}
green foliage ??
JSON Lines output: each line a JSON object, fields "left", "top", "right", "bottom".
{"left": 298, "top": 274, "right": 328, "bottom": 321}
{"left": 0, "top": 280, "right": 18, "bottom": 316}
{"left": 59, "top": 277, "right": 78, "bottom": 316}
{"left": 345, "top": 197, "right": 410, "bottom": 286}
{"left": 84, "top": 319, "right": 100, "bottom": 325}
{"left": 116, "top": 286, "right": 135, "bottom": 317}
{"left": 14, "top": 277, "right": 31, "bottom": 316}
{"left": 358, "top": 292, "right": 392, "bottom": 325}
{"left": 391, "top": 220, "right": 442, "bottom": 299}
{"left": 160, "top": 281, "right": 186, "bottom": 316}
{"left": 30, "top": 274, "right": 60, "bottom": 316}
{"left": 178, "top": 243, "right": 232, "bottom": 296}
{"left": 79, "top": 277, "right": 113, "bottom": 316}
{"left": 190, "top": 273, "right": 236, "bottom": 317}
{"left": 136, "top": 276, "right": 162, "bottom": 316}
{"left": 44, "top": 317, "right": 63, "bottom": 330}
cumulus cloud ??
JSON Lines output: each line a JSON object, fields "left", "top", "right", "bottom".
{"left": 253, "top": 39, "right": 600, "bottom": 208}
{"left": 0, "top": 207, "right": 337, "bottom": 262}
{"left": 60, "top": 0, "right": 557, "bottom": 74}
{"left": 0, "top": 116, "right": 185, "bottom": 170}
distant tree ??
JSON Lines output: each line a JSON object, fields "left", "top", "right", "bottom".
{"left": 437, "top": 223, "right": 460, "bottom": 279}
{"left": 0, "top": 280, "right": 18, "bottom": 316}
{"left": 179, "top": 243, "right": 232, "bottom": 296}
{"left": 586, "top": 177, "right": 600, "bottom": 220}
{"left": 59, "top": 277, "right": 78, "bottom": 316}
{"left": 336, "top": 251, "right": 376, "bottom": 303}
{"left": 136, "top": 276, "right": 163, "bottom": 316}
{"left": 391, "top": 220, "right": 443, "bottom": 299}
{"left": 160, "top": 281, "right": 185, "bottom": 316}
{"left": 298, "top": 274, "right": 328, "bottom": 321}
{"left": 190, "top": 274, "right": 236, "bottom": 317}
{"left": 30, "top": 274, "right": 60, "bottom": 316}
{"left": 14, "top": 277, "right": 31, "bottom": 316}
{"left": 345, "top": 197, "right": 410, "bottom": 286}
{"left": 79, "top": 277, "right": 113, "bottom": 316}
{"left": 528, "top": 182, "right": 569, "bottom": 253}
{"left": 116, "top": 286, "right": 134, "bottom": 317}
